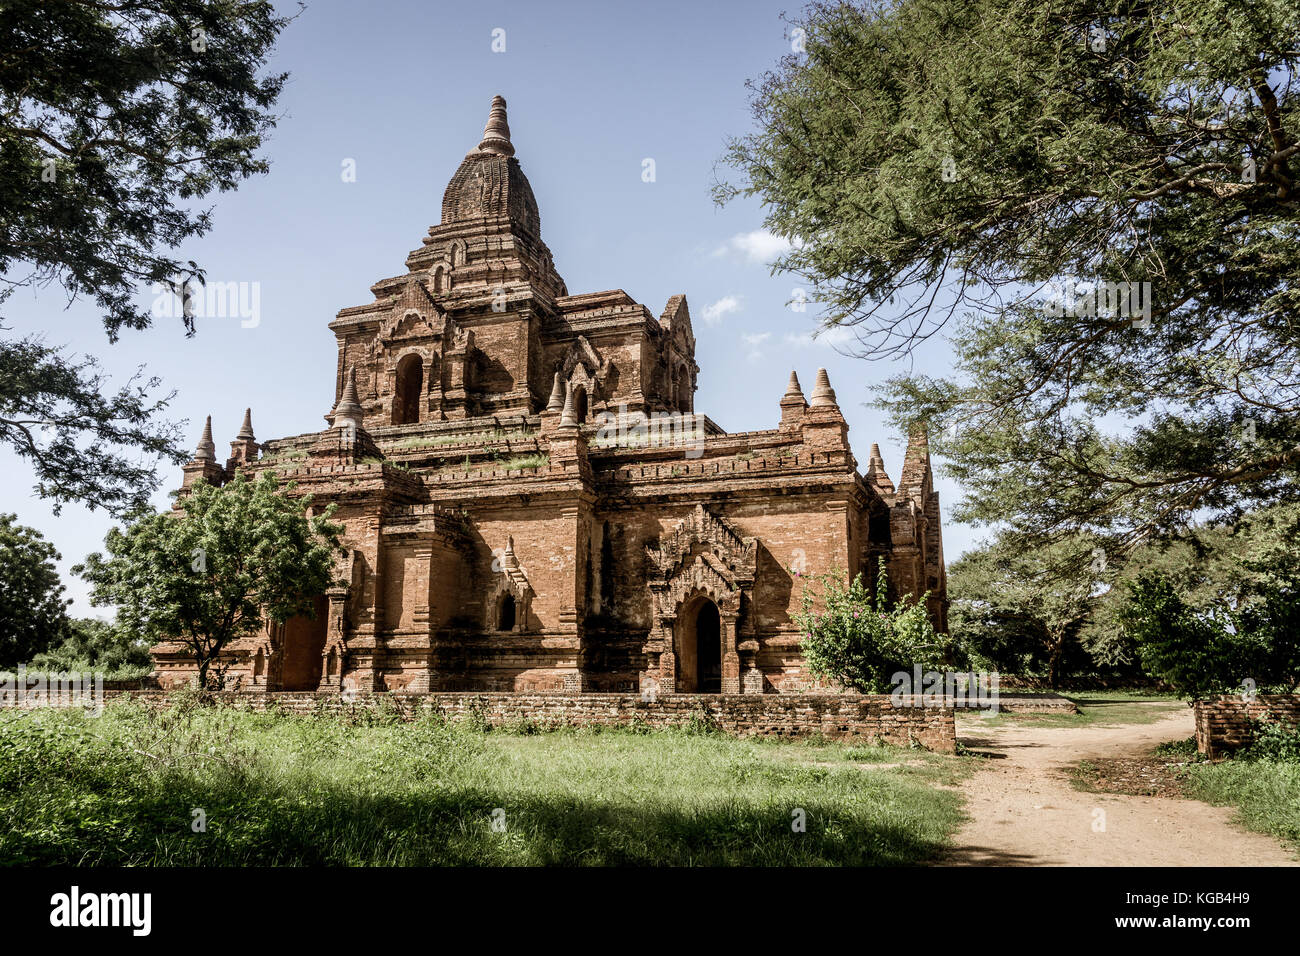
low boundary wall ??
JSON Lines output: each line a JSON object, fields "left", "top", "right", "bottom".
{"left": 1194, "top": 694, "right": 1300, "bottom": 757}
{"left": 3, "top": 689, "right": 958, "bottom": 752}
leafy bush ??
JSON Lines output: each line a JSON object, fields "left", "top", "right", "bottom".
{"left": 1120, "top": 573, "right": 1299, "bottom": 699}
{"left": 794, "top": 565, "right": 946, "bottom": 693}
{"left": 1243, "top": 720, "right": 1300, "bottom": 763}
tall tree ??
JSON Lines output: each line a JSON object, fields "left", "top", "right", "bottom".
{"left": 76, "top": 473, "right": 343, "bottom": 689}
{"left": 0, "top": 0, "right": 297, "bottom": 514}
{"left": 0, "top": 513, "right": 70, "bottom": 668}
{"left": 947, "top": 535, "right": 1104, "bottom": 687}
{"left": 717, "top": 0, "right": 1300, "bottom": 543}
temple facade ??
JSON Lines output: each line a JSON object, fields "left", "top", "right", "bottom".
{"left": 152, "top": 96, "right": 948, "bottom": 695}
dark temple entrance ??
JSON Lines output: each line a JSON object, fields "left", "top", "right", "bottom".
{"left": 280, "top": 594, "right": 328, "bottom": 690}
{"left": 695, "top": 601, "right": 721, "bottom": 693}
{"left": 676, "top": 597, "right": 722, "bottom": 694}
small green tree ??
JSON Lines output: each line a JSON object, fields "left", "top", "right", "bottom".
{"left": 29, "top": 617, "right": 152, "bottom": 677}
{"left": 76, "top": 473, "right": 343, "bottom": 689}
{"left": 0, "top": 513, "right": 71, "bottom": 667}
{"left": 794, "top": 564, "right": 945, "bottom": 692}
{"left": 1119, "top": 576, "right": 1257, "bottom": 700}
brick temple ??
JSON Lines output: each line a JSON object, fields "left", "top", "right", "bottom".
{"left": 152, "top": 96, "right": 948, "bottom": 695}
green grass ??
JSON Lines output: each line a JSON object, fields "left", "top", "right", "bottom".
{"left": 959, "top": 692, "right": 1186, "bottom": 729}
{"left": 1056, "top": 687, "right": 1181, "bottom": 700}
{"left": 1184, "top": 760, "right": 1300, "bottom": 851}
{"left": 0, "top": 697, "right": 972, "bottom": 866}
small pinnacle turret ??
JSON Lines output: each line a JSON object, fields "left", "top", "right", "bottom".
{"left": 809, "top": 367, "right": 838, "bottom": 407}
{"left": 194, "top": 415, "right": 216, "bottom": 462}
{"left": 867, "top": 443, "right": 895, "bottom": 495}
{"left": 779, "top": 370, "right": 808, "bottom": 429}
{"left": 235, "top": 408, "right": 255, "bottom": 441}
{"left": 559, "top": 381, "right": 578, "bottom": 428}
{"left": 331, "top": 366, "right": 365, "bottom": 430}
{"left": 783, "top": 371, "right": 804, "bottom": 401}
{"left": 546, "top": 372, "right": 565, "bottom": 413}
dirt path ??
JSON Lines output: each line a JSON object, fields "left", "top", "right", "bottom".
{"left": 943, "top": 705, "right": 1298, "bottom": 866}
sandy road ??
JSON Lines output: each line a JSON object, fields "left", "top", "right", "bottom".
{"left": 942, "top": 705, "right": 1297, "bottom": 866}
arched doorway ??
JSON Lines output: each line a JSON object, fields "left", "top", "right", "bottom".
{"left": 676, "top": 596, "right": 722, "bottom": 693}
{"left": 572, "top": 385, "right": 588, "bottom": 423}
{"left": 498, "top": 593, "right": 516, "bottom": 631}
{"left": 392, "top": 354, "right": 423, "bottom": 424}
{"left": 280, "top": 594, "right": 328, "bottom": 691}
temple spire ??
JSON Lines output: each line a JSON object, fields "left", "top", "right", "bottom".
{"left": 235, "top": 407, "right": 255, "bottom": 441}
{"left": 194, "top": 415, "right": 215, "bottom": 462}
{"left": 809, "top": 367, "right": 838, "bottom": 406}
{"left": 898, "top": 425, "right": 932, "bottom": 498}
{"left": 476, "top": 95, "right": 515, "bottom": 157}
{"left": 783, "top": 371, "right": 804, "bottom": 401}
{"left": 331, "top": 366, "right": 364, "bottom": 430}
{"left": 545, "top": 372, "right": 565, "bottom": 412}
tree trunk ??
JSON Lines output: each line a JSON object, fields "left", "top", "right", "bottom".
{"left": 1047, "top": 635, "right": 1064, "bottom": 689}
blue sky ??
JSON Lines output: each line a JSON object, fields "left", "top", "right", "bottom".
{"left": 2, "top": 0, "right": 979, "bottom": 616}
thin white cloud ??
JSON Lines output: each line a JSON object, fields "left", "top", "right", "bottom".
{"left": 712, "top": 229, "right": 796, "bottom": 266}
{"left": 781, "top": 324, "right": 857, "bottom": 349}
{"left": 701, "top": 294, "right": 743, "bottom": 325}
{"left": 741, "top": 332, "right": 770, "bottom": 361}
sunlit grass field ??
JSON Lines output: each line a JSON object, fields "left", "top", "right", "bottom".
{"left": 0, "top": 694, "right": 972, "bottom": 866}
{"left": 959, "top": 692, "right": 1186, "bottom": 730}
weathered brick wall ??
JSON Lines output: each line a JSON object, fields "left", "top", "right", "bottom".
{"left": 1193, "top": 694, "right": 1300, "bottom": 757}
{"left": 3, "top": 690, "right": 957, "bottom": 752}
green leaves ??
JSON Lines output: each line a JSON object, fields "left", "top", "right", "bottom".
{"left": 1120, "top": 574, "right": 1255, "bottom": 699}
{"left": 721, "top": 0, "right": 1300, "bottom": 543}
{"left": 76, "top": 472, "right": 343, "bottom": 687}
{"left": 947, "top": 533, "right": 1104, "bottom": 686}
{"left": 0, "top": 0, "right": 294, "bottom": 516}
{"left": 0, "top": 335, "right": 186, "bottom": 515}
{"left": 1118, "top": 502, "right": 1300, "bottom": 698}
{"left": 0, "top": 513, "right": 70, "bottom": 668}
{"left": 794, "top": 564, "right": 946, "bottom": 692}
{"left": 0, "top": 0, "right": 294, "bottom": 338}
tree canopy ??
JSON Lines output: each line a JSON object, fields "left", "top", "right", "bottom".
{"left": 718, "top": 0, "right": 1300, "bottom": 543}
{"left": 947, "top": 535, "right": 1105, "bottom": 687}
{"left": 77, "top": 473, "right": 343, "bottom": 689}
{"left": 0, "top": 512, "right": 71, "bottom": 668}
{"left": 0, "top": 0, "right": 296, "bottom": 514}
